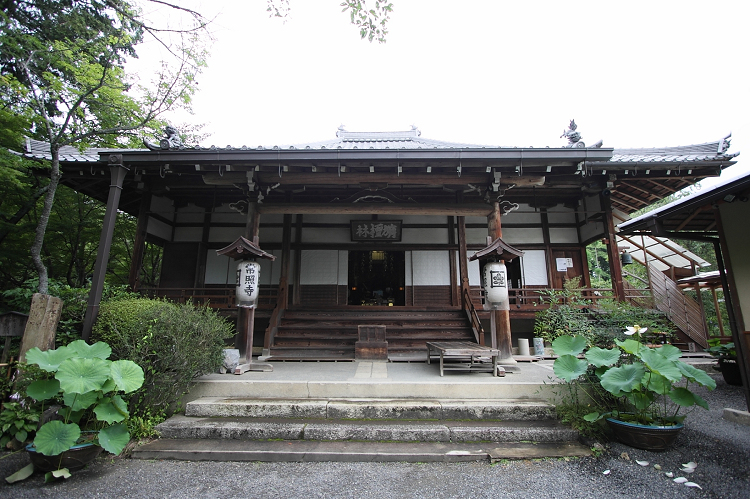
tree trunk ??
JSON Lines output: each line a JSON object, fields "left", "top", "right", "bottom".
{"left": 30, "top": 145, "right": 61, "bottom": 295}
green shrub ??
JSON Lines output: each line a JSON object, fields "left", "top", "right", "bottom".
{"left": 92, "top": 298, "right": 233, "bottom": 417}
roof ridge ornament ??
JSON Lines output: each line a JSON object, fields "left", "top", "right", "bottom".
{"left": 718, "top": 133, "right": 732, "bottom": 154}
{"left": 144, "top": 125, "right": 184, "bottom": 151}
{"left": 561, "top": 119, "right": 585, "bottom": 148}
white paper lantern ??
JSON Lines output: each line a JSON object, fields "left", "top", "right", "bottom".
{"left": 236, "top": 261, "right": 261, "bottom": 307}
{"left": 483, "top": 262, "right": 509, "bottom": 309}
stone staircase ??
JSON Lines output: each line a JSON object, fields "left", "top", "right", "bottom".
{"left": 267, "top": 308, "right": 476, "bottom": 361}
{"left": 134, "top": 394, "right": 589, "bottom": 463}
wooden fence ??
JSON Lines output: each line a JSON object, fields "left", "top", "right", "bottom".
{"left": 648, "top": 264, "right": 708, "bottom": 348}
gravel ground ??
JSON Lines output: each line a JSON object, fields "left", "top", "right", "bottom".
{"left": 0, "top": 377, "right": 748, "bottom": 499}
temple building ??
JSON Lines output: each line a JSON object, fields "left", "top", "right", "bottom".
{"left": 20, "top": 122, "right": 740, "bottom": 363}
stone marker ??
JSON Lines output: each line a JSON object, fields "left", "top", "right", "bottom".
{"left": 220, "top": 348, "right": 240, "bottom": 374}
{"left": 18, "top": 293, "right": 63, "bottom": 362}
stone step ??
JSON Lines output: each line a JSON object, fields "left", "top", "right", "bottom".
{"left": 133, "top": 439, "right": 590, "bottom": 463}
{"left": 184, "top": 397, "right": 556, "bottom": 421}
{"left": 157, "top": 416, "right": 576, "bottom": 443}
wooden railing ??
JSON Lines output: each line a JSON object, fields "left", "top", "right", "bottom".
{"left": 647, "top": 264, "right": 708, "bottom": 348}
{"left": 462, "top": 286, "right": 485, "bottom": 345}
{"left": 138, "top": 286, "right": 278, "bottom": 310}
{"left": 467, "top": 286, "right": 616, "bottom": 313}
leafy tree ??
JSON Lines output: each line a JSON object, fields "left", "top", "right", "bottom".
{"left": 267, "top": 0, "right": 394, "bottom": 43}
{"left": 0, "top": 0, "right": 207, "bottom": 294}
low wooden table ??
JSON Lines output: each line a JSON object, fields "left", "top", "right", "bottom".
{"left": 426, "top": 341, "right": 501, "bottom": 377}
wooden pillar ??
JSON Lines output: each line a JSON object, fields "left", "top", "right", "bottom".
{"left": 128, "top": 193, "right": 151, "bottom": 291}
{"left": 448, "top": 216, "right": 459, "bottom": 306}
{"left": 238, "top": 201, "right": 260, "bottom": 361}
{"left": 488, "top": 202, "right": 516, "bottom": 365}
{"left": 457, "top": 216, "right": 470, "bottom": 307}
{"left": 713, "top": 211, "right": 750, "bottom": 409}
{"left": 602, "top": 194, "right": 626, "bottom": 301}
{"left": 82, "top": 157, "right": 129, "bottom": 341}
{"left": 292, "top": 214, "right": 303, "bottom": 305}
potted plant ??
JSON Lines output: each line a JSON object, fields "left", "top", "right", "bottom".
{"left": 8, "top": 340, "right": 144, "bottom": 482}
{"left": 552, "top": 325, "right": 716, "bottom": 451}
{"left": 706, "top": 339, "right": 742, "bottom": 386}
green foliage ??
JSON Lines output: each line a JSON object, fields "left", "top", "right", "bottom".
{"left": 0, "top": 402, "right": 40, "bottom": 450}
{"left": 552, "top": 327, "right": 716, "bottom": 428}
{"left": 341, "top": 0, "right": 394, "bottom": 43}
{"left": 533, "top": 280, "right": 595, "bottom": 343}
{"left": 25, "top": 339, "right": 144, "bottom": 462}
{"left": 126, "top": 408, "right": 166, "bottom": 440}
{"left": 706, "top": 339, "right": 736, "bottom": 360}
{"left": 92, "top": 298, "right": 233, "bottom": 418}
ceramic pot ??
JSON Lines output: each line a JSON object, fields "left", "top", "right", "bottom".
{"left": 718, "top": 358, "right": 743, "bottom": 386}
{"left": 26, "top": 442, "right": 104, "bottom": 472}
{"left": 606, "top": 417, "right": 683, "bottom": 451}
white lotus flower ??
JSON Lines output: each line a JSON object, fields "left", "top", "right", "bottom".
{"left": 673, "top": 477, "right": 688, "bottom": 484}
{"left": 624, "top": 325, "right": 648, "bottom": 336}
{"left": 636, "top": 460, "right": 649, "bottom": 466}
{"left": 684, "top": 482, "right": 702, "bottom": 489}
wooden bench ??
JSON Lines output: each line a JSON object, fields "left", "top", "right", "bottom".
{"left": 426, "top": 341, "right": 501, "bottom": 377}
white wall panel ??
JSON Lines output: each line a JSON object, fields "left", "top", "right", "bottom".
{"left": 175, "top": 204, "right": 204, "bottom": 224}
{"left": 173, "top": 227, "right": 203, "bottom": 242}
{"left": 549, "top": 228, "right": 580, "bottom": 244}
{"left": 150, "top": 195, "right": 174, "bottom": 221}
{"left": 521, "top": 250, "right": 548, "bottom": 285}
{"left": 259, "top": 227, "right": 283, "bottom": 244}
{"left": 466, "top": 228, "right": 489, "bottom": 245}
{"left": 146, "top": 217, "right": 172, "bottom": 241}
{"left": 411, "top": 251, "right": 450, "bottom": 285}
{"left": 205, "top": 251, "right": 231, "bottom": 284}
{"left": 301, "top": 227, "right": 351, "bottom": 244}
{"left": 547, "top": 207, "right": 577, "bottom": 224}
{"left": 401, "top": 228, "right": 448, "bottom": 244}
{"left": 209, "top": 227, "right": 243, "bottom": 243}
{"left": 468, "top": 251, "right": 481, "bottom": 286}
{"left": 501, "top": 227, "right": 544, "bottom": 244}
{"left": 300, "top": 250, "right": 340, "bottom": 285}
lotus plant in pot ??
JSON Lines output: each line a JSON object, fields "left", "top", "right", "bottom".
{"left": 706, "top": 339, "right": 742, "bottom": 386}
{"left": 552, "top": 325, "right": 716, "bottom": 451}
{"left": 7, "top": 340, "right": 144, "bottom": 483}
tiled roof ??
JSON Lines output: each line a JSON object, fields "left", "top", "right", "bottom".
{"left": 21, "top": 138, "right": 105, "bottom": 162}
{"left": 609, "top": 141, "right": 739, "bottom": 163}
{"left": 15, "top": 130, "right": 739, "bottom": 165}
{"left": 293, "top": 127, "right": 491, "bottom": 150}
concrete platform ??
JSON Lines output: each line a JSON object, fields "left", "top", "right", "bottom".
{"left": 183, "top": 358, "right": 561, "bottom": 403}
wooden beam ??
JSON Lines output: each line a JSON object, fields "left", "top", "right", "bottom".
{"left": 256, "top": 203, "right": 493, "bottom": 216}
{"left": 675, "top": 206, "right": 709, "bottom": 232}
{"left": 203, "top": 172, "right": 546, "bottom": 187}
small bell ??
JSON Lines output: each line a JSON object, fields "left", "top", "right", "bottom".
{"left": 620, "top": 249, "right": 633, "bottom": 265}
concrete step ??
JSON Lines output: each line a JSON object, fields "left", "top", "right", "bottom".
{"left": 133, "top": 439, "right": 590, "bottom": 463}
{"left": 157, "top": 415, "right": 576, "bottom": 443}
{"left": 184, "top": 397, "right": 556, "bottom": 421}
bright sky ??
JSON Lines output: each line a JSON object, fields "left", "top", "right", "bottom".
{"left": 133, "top": 0, "right": 750, "bottom": 185}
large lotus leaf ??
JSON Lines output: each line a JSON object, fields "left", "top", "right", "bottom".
{"left": 652, "top": 344, "right": 682, "bottom": 361}
{"left": 692, "top": 392, "right": 709, "bottom": 410}
{"left": 600, "top": 363, "right": 645, "bottom": 395}
{"left": 553, "top": 354, "right": 589, "bottom": 382}
{"left": 94, "top": 395, "right": 129, "bottom": 423}
{"left": 586, "top": 347, "right": 621, "bottom": 367}
{"left": 642, "top": 372, "right": 671, "bottom": 395}
{"left": 639, "top": 348, "right": 682, "bottom": 382}
{"left": 669, "top": 387, "right": 697, "bottom": 407}
{"left": 551, "top": 335, "right": 587, "bottom": 356}
{"left": 63, "top": 390, "right": 100, "bottom": 411}
{"left": 615, "top": 338, "right": 641, "bottom": 355}
{"left": 25, "top": 346, "right": 72, "bottom": 372}
{"left": 98, "top": 423, "right": 130, "bottom": 455}
{"left": 26, "top": 379, "right": 60, "bottom": 401}
{"left": 625, "top": 391, "right": 654, "bottom": 410}
{"left": 66, "top": 340, "right": 111, "bottom": 360}
{"left": 55, "top": 358, "right": 111, "bottom": 394}
{"left": 58, "top": 408, "right": 84, "bottom": 424}
{"left": 33, "top": 420, "right": 81, "bottom": 456}
{"left": 677, "top": 362, "right": 717, "bottom": 389}
{"left": 110, "top": 360, "right": 145, "bottom": 394}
